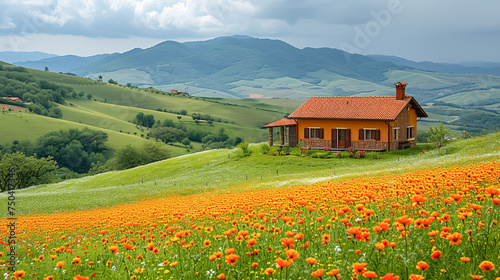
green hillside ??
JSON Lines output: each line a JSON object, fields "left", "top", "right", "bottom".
{"left": 0, "top": 64, "right": 296, "bottom": 155}
{"left": 4, "top": 131, "right": 499, "bottom": 215}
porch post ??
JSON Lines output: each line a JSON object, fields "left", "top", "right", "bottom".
{"left": 268, "top": 128, "right": 273, "bottom": 146}
{"left": 280, "top": 127, "right": 284, "bottom": 146}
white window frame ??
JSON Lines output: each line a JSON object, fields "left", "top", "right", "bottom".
{"left": 365, "top": 129, "right": 377, "bottom": 140}
{"left": 393, "top": 127, "right": 399, "bottom": 141}
{"left": 309, "top": 127, "right": 321, "bottom": 139}
{"left": 407, "top": 126, "right": 415, "bottom": 140}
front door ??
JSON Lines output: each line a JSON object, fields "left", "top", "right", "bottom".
{"left": 338, "top": 129, "right": 346, "bottom": 148}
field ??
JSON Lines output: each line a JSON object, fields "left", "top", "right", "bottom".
{"left": 0, "top": 132, "right": 499, "bottom": 279}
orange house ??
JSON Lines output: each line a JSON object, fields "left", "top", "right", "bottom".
{"left": 263, "top": 82, "right": 427, "bottom": 151}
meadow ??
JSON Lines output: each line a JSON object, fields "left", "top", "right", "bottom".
{"left": 0, "top": 133, "right": 499, "bottom": 279}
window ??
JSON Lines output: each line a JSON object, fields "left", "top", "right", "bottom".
{"left": 407, "top": 126, "right": 415, "bottom": 139}
{"left": 304, "top": 128, "right": 323, "bottom": 139}
{"left": 393, "top": 128, "right": 399, "bottom": 141}
{"left": 359, "top": 129, "right": 380, "bottom": 141}
{"left": 365, "top": 129, "right": 377, "bottom": 140}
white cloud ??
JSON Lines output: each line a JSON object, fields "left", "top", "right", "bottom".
{"left": 0, "top": 17, "right": 16, "bottom": 29}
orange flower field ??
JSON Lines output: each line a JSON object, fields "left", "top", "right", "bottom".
{"left": 1, "top": 161, "right": 500, "bottom": 279}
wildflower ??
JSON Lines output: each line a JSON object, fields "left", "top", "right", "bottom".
{"left": 225, "top": 254, "right": 240, "bottom": 266}
{"left": 395, "top": 215, "right": 413, "bottom": 226}
{"left": 73, "top": 276, "right": 89, "bottom": 280}
{"left": 276, "top": 258, "right": 292, "bottom": 268}
{"left": 363, "top": 271, "right": 378, "bottom": 278}
{"left": 311, "top": 269, "right": 325, "bottom": 278}
{"left": 251, "top": 263, "right": 258, "bottom": 268}
{"left": 203, "top": 240, "right": 211, "bottom": 247}
{"left": 447, "top": 232, "right": 463, "bottom": 245}
{"left": 479, "top": 261, "right": 495, "bottom": 272}
{"left": 217, "top": 274, "right": 225, "bottom": 279}
{"left": 431, "top": 251, "right": 442, "bottom": 260}
{"left": 416, "top": 261, "right": 429, "bottom": 271}
{"left": 286, "top": 249, "right": 299, "bottom": 261}
{"left": 461, "top": 257, "right": 471, "bottom": 263}
{"left": 225, "top": 248, "right": 235, "bottom": 255}
{"left": 306, "top": 257, "right": 318, "bottom": 266}
{"left": 470, "top": 275, "right": 484, "bottom": 279}
{"left": 134, "top": 268, "right": 144, "bottom": 273}
{"left": 265, "top": 268, "right": 275, "bottom": 275}
{"left": 56, "top": 261, "right": 65, "bottom": 269}
{"left": 13, "top": 271, "right": 26, "bottom": 279}
{"left": 170, "top": 261, "right": 178, "bottom": 267}
{"left": 380, "top": 273, "right": 399, "bottom": 280}
{"left": 352, "top": 262, "right": 367, "bottom": 275}
{"left": 409, "top": 275, "right": 425, "bottom": 280}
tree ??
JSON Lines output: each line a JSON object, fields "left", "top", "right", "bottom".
{"left": 47, "top": 107, "right": 63, "bottom": 118}
{"left": 181, "top": 138, "right": 190, "bottom": 147}
{"left": 0, "top": 152, "right": 57, "bottom": 191}
{"left": 427, "top": 123, "right": 449, "bottom": 147}
{"left": 108, "top": 79, "right": 117, "bottom": 84}
{"left": 150, "top": 127, "right": 187, "bottom": 144}
{"left": 177, "top": 116, "right": 182, "bottom": 121}
{"left": 180, "top": 109, "right": 187, "bottom": 115}
{"left": 86, "top": 93, "right": 93, "bottom": 100}
{"left": 98, "top": 75, "right": 102, "bottom": 82}
{"left": 44, "top": 66, "right": 49, "bottom": 72}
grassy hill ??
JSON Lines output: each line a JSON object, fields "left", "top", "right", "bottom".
{"left": 5, "top": 131, "right": 499, "bottom": 215}
{"left": 0, "top": 64, "right": 298, "bottom": 159}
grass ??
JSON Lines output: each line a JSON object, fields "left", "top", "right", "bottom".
{"left": 4, "top": 132, "right": 499, "bottom": 216}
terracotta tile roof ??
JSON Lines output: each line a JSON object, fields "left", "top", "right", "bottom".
{"left": 287, "top": 96, "right": 427, "bottom": 120}
{"left": 262, "top": 118, "right": 297, "bottom": 128}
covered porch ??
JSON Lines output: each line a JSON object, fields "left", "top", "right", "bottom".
{"left": 262, "top": 118, "right": 297, "bottom": 147}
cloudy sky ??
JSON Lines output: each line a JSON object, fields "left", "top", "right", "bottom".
{"left": 0, "top": 0, "right": 499, "bottom": 63}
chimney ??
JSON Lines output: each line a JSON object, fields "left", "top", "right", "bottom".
{"left": 395, "top": 81, "right": 407, "bottom": 100}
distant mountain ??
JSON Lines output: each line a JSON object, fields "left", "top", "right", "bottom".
{"left": 15, "top": 54, "right": 110, "bottom": 73}
{"left": 368, "top": 54, "right": 500, "bottom": 76}
{"left": 68, "top": 36, "right": 405, "bottom": 97}
{"left": 0, "top": 51, "right": 57, "bottom": 63}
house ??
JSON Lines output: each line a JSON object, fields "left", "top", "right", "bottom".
{"left": 2, "top": 97, "right": 22, "bottom": 103}
{"left": 263, "top": 82, "right": 428, "bottom": 151}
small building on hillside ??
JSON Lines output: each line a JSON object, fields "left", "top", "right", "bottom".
{"left": 263, "top": 82, "right": 427, "bottom": 151}
{"left": 2, "top": 97, "right": 23, "bottom": 103}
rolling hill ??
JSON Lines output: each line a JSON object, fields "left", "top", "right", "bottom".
{"left": 0, "top": 62, "right": 297, "bottom": 161}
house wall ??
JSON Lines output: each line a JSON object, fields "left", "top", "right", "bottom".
{"left": 293, "top": 105, "right": 419, "bottom": 151}
{"left": 294, "top": 119, "right": 389, "bottom": 150}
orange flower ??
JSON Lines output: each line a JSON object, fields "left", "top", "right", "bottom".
{"left": 322, "top": 233, "right": 331, "bottom": 243}
{"left": 276, "top": 257, "right": 292, "bottom": 268}
{"left": 447, "top": 232, "right": 463, "bottom": 245}
{"left": 380, "top": 273, "right": 400, "bottom": 280}
{"left": 225, "top": 248, "right": 235, "bottom": 255}
{"left": 225, "top": 254, "right": 240, "bottom": 266}
{"left": 217, "top": 274, "right": 225, "bottom": 279}
{"left": 395, "top": 215, "right": 413, "bottom": 226}
{"left": 109, "top": 246, "right": 119, "bottom": 254}
{"left": 461, "top": 257, "right": 471, "bottom": 263}
{"left": 265, "top": 268, "right": 275, "bottom": 275}
{"left": 416, "top": 261, "right": 429, "bottom": 271}
{"left": 56, "top": 261, "right": 65, "bottom": 269}
{"left": 311, "top": 269, "right": 325, "bottom": 278}
{"left": 363, "top": 271, "right": 378, "bottom": 278}
{"left": 352, "top": 262, "right": 367, "bottom": 275}
{"left": 286, "top": 249, "right": 299, "bottom": 261}
{"left": 204, "top": 240, "right": 211, "bottom": 247}
{"left": 73, "top": 276, "right": 89, "bottom": 280}
{"left": 479, "top": 261, "right": 495, "bottom": 272}
{"left": 375, "top": 242, "right": 385, "bottom": 250}
{"left": 169, "top": 261, "right": 178, "bottom": 267}
{"left": 431, "top": 251, "right": 442, "bottom": 260}
{"left": 327, "top": 269, "right": 340, "bottom": 276}
{"left": 247, "top": 238, "right": 257, "bottom": 247}
{"left": 251, "top": 263, "right": 258, "bottom": 268}
{"left": 13, "top": 271, "right": 26, "bottom": 279}
{"left": 306, "top": 257, "right": 318, "bottom": 266}
{"left": 72, "top": 258, "right": 81, "bottom": 265}
{"left": 470, "top": 275, "right": 484, "bottom": 279}
{"left": 409, "top": 274, "right": 425, "bottom": 280}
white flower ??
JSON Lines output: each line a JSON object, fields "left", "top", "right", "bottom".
{"left": 111, "top": 266, "right": 116, "bottom": 271}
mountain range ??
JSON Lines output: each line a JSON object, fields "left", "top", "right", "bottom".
{"left": 3, "top": 36, "right": 499, "bottom": 105}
